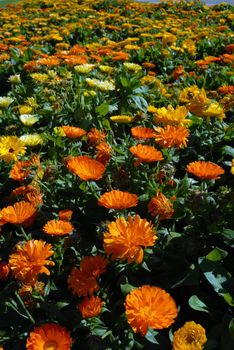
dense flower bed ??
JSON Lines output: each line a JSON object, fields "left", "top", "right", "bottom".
{"left": 0, "top": 0, "right": 233, "bottom": 349}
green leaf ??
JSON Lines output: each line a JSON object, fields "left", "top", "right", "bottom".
{"left": 120, "top": 283, "right": 135, "bottom": 295}
{"left": 229, "top": 319, "right": 234, "bottom": 340}
{"left": 145, "top": 328, "right": 159, "bottom": 344}
{"left": 222, "top": 145, "right": 234, "bottom": 157}
{"left": 129, "top": 95, "right": 148, "bottom": 112}
{"left": 188, "top": 295, "right": 209, "bottom": 313}
{"left": 206, "top": 248, "right": 228, "bottom": 262}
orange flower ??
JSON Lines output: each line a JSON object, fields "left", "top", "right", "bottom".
{"left": 98, "top": 190, "right": 138, "bottom": 209}
{"left": 154, "top": 125, "right": 190, "bottom": 149}
{"left": 9, "top": 240, "right": 54, "bottom": 285}
{"left": 142, "top": 62, "right": 156, "bottom": 69}
{"left": 112, "top": 52, "right": 129, "bottom": 61}
{"left": 218, "top": 85, "right": 234, "bottom": 95}
{"left": 58, "top": 209, "right": 73, "bottom": 221}
{"left": 0, "top": 201, "right": 37, "bottom": 225}
{"left": 104, "top": 215, "right": 157, "bottom": 264}
{"left": 129, "top": 144, "right": 163, "bottom": 166}
{"left": 148, "top": 191, "right": 174, "bottom": 220}
{"left": 96, "top": 142, "right": 112, "bottom": 165}
{"left": 125, "top": 285, "right": 178, "bottom": 336}
{"left": 11, "top": 185, "right": 43, "bottom": 208}
{"left": 0, "top": 261, "right": 10, "bottom": 280}
{"left": 26, "top": 323, "right": 72, "bottom": 350}
{"left": 10, "top": 155, "right": 41, "bottom": 182}
{"left": 78, "top": 295, "right": 104, "bottom": 319}
{"left": 172, "top": 321, "right": 207, "bottom": 350}
{"left": 62, "top": 126, "right": 86, "bottom": 139}
{"left": 131, "top": 127, "right": 156, "bottom": 139}
{"left": 43, "top": 220, "right": 74, "bottom": 236}
{"left": 66, "top": 155, "right": 106, "bottom": 181}
{"left": 87, "top": 128, "right": 106, "bottom": 146}
{"left": 64, "top": 55, "right": 88, "bottom": 65}
{"left": 68, "top": 255, "right": 108, "bottom": 297}
{"left": 186, "top": 161, "right": 225, "bottom": 180}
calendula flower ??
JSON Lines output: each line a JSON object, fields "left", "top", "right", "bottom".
{"left": 130, "top": 144, "right": 163, "bottom": 166}
{"left": 125, "top": 285, "right": 178, "bottom": 336}
{"left": 9, "top": 240, "right": 54, "bottom": 285}
{"left": 66, "top": 155, "right": 106, "bottom": 181}
{"left": 12, "top": 185, "right": 43, "bottom": 208}
{"left": 123, "top": 62, "right": 142, "bottom": 72}
{"left": 0, "top": 96, "right": 13, "bottom": 109}
{"left": 110, "top": 115, "right": 134, "bottom": 123}
{"left": 58, "top": 209, "right": 73, "bottom": 221}
{"left": 19, "top": 114, "right": 39, "bottom": 126}
{"left": 0, "top": 201, "right": 37, "bottom": 225}
{"left": 154, "top": 125, "right": 190, "bottom": 149}
{"left": 98, "top": 190, "right": 138, "bottom": 209}
{"left": 74, "top": 64, "right": 95, "bottom": 73}
{"left": 148, "top": 191, "right": 174, "bottom": 220}
{"left": 172, "top": 321, "right": 207, "bottom": 350}
{"left": 0, "top": 261, "right": 10, "bottom": 280}
{"left": 78, "top": 296, "right": 104, "bottom": 319}
{"left": 231, "top": 159, "right": 234, "bottom": 175}
{"left": 131, "top": 127, "right": 156, "bottom": 139}
{"left": 87, "top": 128, "right": 106, "bottom": 146}
{"left": 96, "top": 142, "right": 112, "bottom": 165}
{"left": 154, "top": 105, "right": 191, "bottom": 126}
{"left": 26, "top": 323, "right": 72, "bottom": 350}
{"left": 99, "top": 65, "right": 114, "bottom": 74}
{"left": 19, "top": 105, "right": 33, "bottom": 114}
{"left": 8, "top": 74, "right": 21, "bottom": 84}
{"left": 30, "top": 73, "right": 49, "bottom": 83}
{"left": 43, "top": 220, "right": 74, "bottom": 236}
{"left": 62, "top": 126, "right": 86, "bottom": 139}
{"left": 0, "top": 136, "right": 26, "bottom": 163}
{"left": 85, "top": 78, "right": 115, "bottom": 91}
{"left": 218, "top": 85, "right": 234, "bottom": 95}
{"left": 68, "top": 255, "right": 108, "bottom": 297}
{"left": 20, "top": 134, "right": 44, "bottom": 146}
{"left": 179, "top": 85, "right": 201, "bottom": 104}
{"left": 182, "top": 38, "right": 196, "bottom": 56}
{"left": 10, "top": 159, "right": 32, "bottom": 181}
{"left": 104, "top": 215, "right": 156, "bottom": 264}
{"left": 186, "top": 161, "right": 225, "bottom": 180}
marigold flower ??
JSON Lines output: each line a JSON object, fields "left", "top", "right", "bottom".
{"left": 104, "top": 215, "right": 156, "bottom": 264}
{"left": 66, "top": 155, "right": 106, "bottom": 181}
{"left": 186, "top": 161, "right": 225, "bottom": 180}
{"left": 11, "top": 185, "right": 43, "bottom": 208}
{"left": 87, "top": 128, "right": 106, "bottom": 146}
{"left": 26, "top": 323, "right": 72, "bottom": 350}
{"left": 10, "top": 159, "right": 32, "bottom": 181}
{"left": 78, "top": 295, "right": 104, "bottom": 319}
{"left": 9, "top": 240, "right": 54, "bottom": 285}
{"left": 172, "top": 321, "right": 207, "bottom": 350}
{"left": 154, "top": 125, "right": 190, "bottom": 149}
{"left": 58, "top": 209, "right": 73, "bottom": 221}
{"left": 98, "top": 190, "right": 138, "bottom": 209}
{"left": 0, "top": 136, "right": 26, "bottom": 163}
{"left": 125, "top": 285, "right": 178, "bottom": 336}
{"left": 43, "top": 220, "right": 74, "bottom": 236}
{"left": 131, "top": 127, "right": 156, "bottom": 139}
{"left": 0, "top": 201, "right": 37, "bottom": 225}
{"left": 96, "top": 142, "right": 112, "bottom": 165}
{"left": 148, "top": 191, "right": 174, "bottom": 220}
{"left": 0, "top": 261, "right": 10, "bottom": 280}
{"left": 130, "top": 144, "right": 163, "bottom": 166}
{"left": 62, "top": 126, "right": 86, "bottom": 139}
{"left": 154, "top": 105, "right": 190, "bottom": 126}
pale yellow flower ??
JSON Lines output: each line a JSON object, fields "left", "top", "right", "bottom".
{"left": 19, "top": 114, "right": 39, "bottom": 126}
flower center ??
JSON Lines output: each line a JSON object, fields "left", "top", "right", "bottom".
{"left": 43, "top": 340, "right": 58, "bottom": 350}
{"left": 186, "top": 333, "right": 196, "bottom": 344}
{"left": 8, "top": 148, "right": 14, "bottom": 153}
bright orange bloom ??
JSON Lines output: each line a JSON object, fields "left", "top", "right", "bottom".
{"left": 58, "top": 209, "right": 73, "bottom": 221}
{"left": 43, "top": 220, "right": 74, "bottom": 236}
{"left": 131, "top": 127, "right": 156, "bottom": 139}
{"left": 87, "top": 128, "right": 106, "bottom": 146}
{"left": 154, "top": 125, "right": 190, "bottom": 149}
{"left": 96, "top": 142, "right": 112, "bottom": 165}
{"left": 98, "top": 190, "right": 138, "bottom": 209}
{"left": 130, "top": 144, "right": 163, "bottom": 166}
{"left": 62, "top": 126, "right": 86, "bottom": 139}
{"left": 78, "top": 295, "right": 104, "bottom": 319}
{"left": 218, "top": 85, "right": 234, "bottom": 95}
{"left": 26, "top": 323, "right": 72, "bottom": 350}
{"left": 125, "top": 285, "right": 178, "bottom": 336}
{"left": 64, "top": 55, "right": 88, "bottom": 65}
{"left": 104, "top": 215, "right": 157, "bottom": 264}
{"left": 186, "top": 161, "right": 224, "bottom": 180}
{"left": 0, "top": 201, "right": 37, "bottom": 225}
{"left": 148, "top": 191, "right": 174, "bottom": 220}
{"left": 172, "top": 321, "right": 207, "bottom": 350}
{"left": 11, "top": 185, "right": 43, "bottom": 208}
{"left": 142, "top": 62, "right": 156, "bottom": 69}
{"left": 10, "top": 155, "right": 41, "bottom": 182}
{"left": 112, "top": 52, "right": 129, "bottom": 61}
{"left": 66, "top": 155, "right": 106, "bottom": 181}
{"left": 9, "top": 240, "right": 54, "bottom": 285}
{"left": 68, "top": 255, "right": 108, "bottom": 297}
{"left": 0, "top": 261, "right": 10, "bottom": 280}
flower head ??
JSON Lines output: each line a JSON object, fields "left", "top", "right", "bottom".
{"left": 0, "top": 136, "right": 26, "bottom": 163}
{"left": 19, "top": 114, "right": 39, "bottom": 126}
{"left": 129, "top": 144, "right": 163, "bottom": 166}
{"left": 186, "top": 161, "right": 224, "bottom": 180}
{"left": 110, "top": 115, "right": 134, "bottom": 123}
{"left": 131, "top": 127, "right": 156, "bottom": 139}
{"left": 172, "top": 321, "right": 207, "bottom": 350}
{"left": 0, "top": 96, "right": 13, "bottom": 109}
{"left": 96, "top": 142, "right": 112, "bottom": 165}
{"left": 125, "top": 285, "right": 178, "bottom": 336}
{"left": 98, "top": 190, "right": 138, "bottom": 209}
{"left": 104, "top": 215, "right": 157, "bottom": 264}
{"left": 154, "top": 105, "right": 190, "bottom": 126}
{"left": 58, "top": 209, "right": 73, "bottom": 221}
{"left": 0, "top": 201, "right": 37, "bottom": 225}
{"left": 154, "top": 125, "right": 190, "bottom": 149}
{"left": 62, "top": 126, "right": 86, "bottom": 139}
{"left": 78, "top": 295, "right": 104, "bottom": 319}
{"left": 43, "top": 220, "right": 74, "bottom": 236}
{"left": 9, "top": 240, "right": 54, "bottom": 285}
{"left": 26, "top": 323, "right": 72, "bottom": 350}
{"left": 87, "top": 128, "right": 106, "bottom": 146}
{"left": 148, "top": 191, "right": 174, "bottom": 220}
{"left": 66, "top": 155, "right": 106, "bottom": 181}
{"left": 19, "top": 134, "right": 44, "bottom": 146}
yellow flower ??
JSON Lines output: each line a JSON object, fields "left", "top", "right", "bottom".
{"left": 148, "top": 105, "right": 158, "bottom": 113}
{"left": 110, "top": 115, "right": 134, "bottom": 123}
{"left": 53, "top": 126, "right": 66, "bottom": 137}
{"left": 179, "top": 86, "right": 202, "bottom": 104}
{"left": 0, "top": 136, "right": 26, "bottom": 163}
{"left": 74, "top": 64, "right": 95, "bottom": 74}
{"left": 162, "top": 32, "right": 177, "bottom": 47}
{"left": 8, "top": 74, "right": 21, "bottom": 84}
{"left": 20, "top": 134, "right": 44, "bottom": 146}
{"left": 154, "top": 105, "right": 191, "bottom": 126}
{"left": 182, "top": 39, "right": 196, "bottom": 56}
{"left": 99, "top": 65, "right": 114, "bottom": 74}
{"left": 172, "top": 321, "right": 207, "bottom": 350}
{"left": 30, "top": 73, "right": 49, "bottom": 83}
{"left": 85, "top": 78, "right": 115, "bottom": 91}
{"left": 123, "top": 62, "right": 142, "bottom": 72}
{"left": 231, "top": 159, "right": 234, "bottom": 175}
{"left": 19, "top": 114, "right": 39, "bottom": 126}
{"left": 19, "top": 105, "right": 33, "bottom": 115}
{"left": 0, "top": 96, "right": 13, "bottom": 109}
